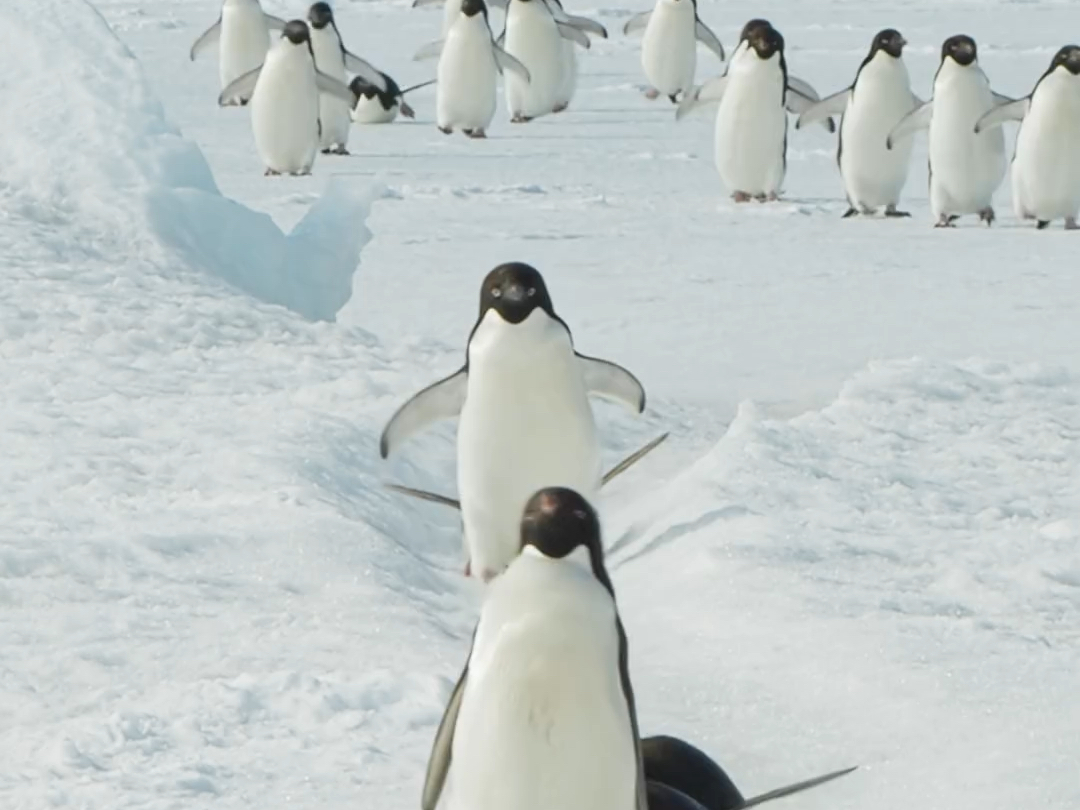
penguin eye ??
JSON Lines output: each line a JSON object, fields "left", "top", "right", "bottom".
{"left": 527, "top": 287, "right": 536, "bottom": 297}
{"left": 491, "top": 288, "right": 502, "bottom": 299}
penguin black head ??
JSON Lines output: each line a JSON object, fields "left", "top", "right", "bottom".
{"left": 1051, "top": 44, "right": 1080, "bottom": 76}
{"left": 871, "top": 28, "right": 907, "bottom": 59}
{"left": 461, "top": 0, "right": 487, "bottom": 17}
{"left": 478, "top": 262, "right": 554, "bottom": 325}
{"left": 307, "top": 2, "right": 334, "bottom": 29}
{"left": 739, "top": 18, "right": 771, "bottom": 43}
{"left": 283, "top": 19, "right": 311, "bottom": 45}
{"left": 520, "top": 487, "right": 604, "bottom": 572}
{"left": 749, "top": 23, "right": 784, "bottom": 60}
{"left": 942, "top": 34, "right": 977, "bottom": 67}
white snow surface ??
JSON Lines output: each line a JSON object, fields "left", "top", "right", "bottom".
{"left": 2, "top": 0, "right": 1079, "bottom": 807}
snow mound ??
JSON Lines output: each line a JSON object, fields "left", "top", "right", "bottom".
{"left": 0, "top": 0, "right": 379, "bottom": 322}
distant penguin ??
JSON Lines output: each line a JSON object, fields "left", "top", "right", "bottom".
{"left": 349, "top": 73, "right": 433, "bottom": 124}
{"left": 379, "top": 262, "right": 646, "bottom": 582}
{"left": 887, "top": 34, "right": 1010, "bottom": 227}
{"left": 974, "top": 44, "right": 1080, "bottom": 231}
{"left": 413, "top": 0, "right": 531, "bottom": 138}
{"left": 547, "top": 0, "right": 608, "bottom": 113}
{"left": 622, "top": 0, "right": 726, "bottom": 103}
{"left": 190, "top": 0, "right": 287, "bottom": 105}
{"left": 218, "top": 20, "right": 359, "bottom": 175}
{"left": 795, "top": 28, "right": 922, "bottom": 218}
{"left": 419, "top": 487, "right": 648, "bottom": 810}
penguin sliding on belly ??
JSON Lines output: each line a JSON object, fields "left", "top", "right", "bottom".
{"left": 379, "top": 262, "right": 649, "bottom": 583}
{"left": 349, "top": 74, "right": 434, "bottom": 124}
{"left": 974, "top": 44, "right": 1080, "bottom": 231}
{"left": 190, "top": 0, "right": 287, "bottom": 106}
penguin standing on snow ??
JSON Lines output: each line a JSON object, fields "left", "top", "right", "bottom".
{"left": 886, "top": 34, "right": 1011, "bottom": 227}
{"left": 350, "top": 74, "right": 434, "bottom": 124}
{"left": 974, "top": 44, "right": 1080, "bottom": 231}
{"left": 379, "top": 262, "right": 646, "bottom": 582}
{"left": 218, "top": 20, "right": 372, "bottom": 175}
{"left": 622, "top": 0, "right": 726, "bottom": 104}
{"left": 795, "top": 29, "right": 922, "bottom": 218}
{"left": 547, "top": 0, "right": 608, "bottom": 114}
{"left": 420, "top": 487, "right": 648, "bottom": 810}
{"left": 190, "top": 0, "right": 287, "bottom": 105}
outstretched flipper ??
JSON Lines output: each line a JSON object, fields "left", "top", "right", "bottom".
{"left": 559, "top": 13, "right": 608, "bottom": 38}
{"left": 694, "top": 20, "right": 726, "bottom": 61}
{"left": 784, "top": 85, "right": 835, "bottom": 133}
{"left": 974, "top": 97, "right": 1029, "bottom": 133}
{"left": 264, "top": 14, "right": 288, "bottom": 31}
{"left": 738, "top": 765, "right": 858, "bottom": 809}
{"left": 412, "top": 0, "right": 446, "bottom": 7}
{"left": 675, "top": 76, "right": 727, "bottom": 120}
{"left": 343, "top": 50, "right": 390, "bottom": 92}
{"left": 493, "top": 45, "right": 531, "bottom": 83}
{"left": 578, "top": 354, "right": 646, "bottom": 412}
{"left": 886, "top": 99, "right": 933, "bottom": 149}
{"left": 413, "top": 39, "right": 445, "bottom": 61}
{"left": 785, "top": 75, "right": 820, "bottom": 103}
{"left": 420, "top": 635, "right": 475, "bottom": 810}
{"left": 189, "top": 18, "right": 221, "bottom": 62}
{"left": 556, "top": 22, "right": 592, "bottom": 49}
{"left": 218, "top": 66, "right": 262, "bottom": 106}
{"left": 992, "top": 90, "right": 1016, "bottom": 106}
{"left": 315, "top": 69, "right": 358, "bottom": 104}
{"left": 379, "top": 367, "right": 468, "bottom": 458}
{"left": 385, "top": 484, "right": 460, "bottom": 509}
{"left": 623, "top": 10, "right": 651, "bottom": 35}
{"left": 794, "top": 88, "right": 848, "bottom": 130}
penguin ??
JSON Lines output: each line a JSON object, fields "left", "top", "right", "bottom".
{"left": 974, "top": 44, "right": 1080, "bottom": 231}
{"left": 795, "top": 29, "right": 922, "bottom": 218}
{"left": 675, "top": 21, "right": 832, "bottom": 202}
{"left": 189, "top": 0, "right": 288, "bottom": 105}
{"left": 217, "top": 20, "right": 358, "bottom": 175}
{"left": 349, "top": 74, "right": 434, "bottom": 124}
{"left": 547, "top": 0, "right": 608, "bottom": 114}
{"left": 306, "top": 2, "right": 386, "bottom": 154}
{"left": 622, "top": 0, "right": 726, "bottom": 103}
{"left": 413, "top": 0, "right": 531, "bottom": 138}
{"left": 886, "top": 34, "right": 1011, "bottom": 227}
{"left": 419, "top": 487, "right": 648, "bottom": 810}
{"left": 379, "top": 262, "right": 646, "bottom": 582}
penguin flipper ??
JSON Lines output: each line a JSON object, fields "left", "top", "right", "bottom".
{"left": 217, "top": 66, "right": 262, "bottom": 106}
{"left": 315, "top": 69, "right": 358, "bottom": 104}
{"left": 493, "top": 46, "right": 531, "bottom": 83}
{"left": 793, "top": 87, "right": 847, "bottom": 131}
{"left": 379, "top": 367, "right": 468, "bottom": 459}
{"left": 622, "top": 10, "right": 652, "bottom": 36}
{"left": 784, "top": 83, "right": 836, "bottom": 133}
{"left": 992, "top": 90, "right": 1017, "bottom": 106}
{"left": 975, "top": 97, "right": 1029, "bottom": 134}
{"left": 577, "top": 354, "right": 646, "bottom": 413}
{"left": 343, "top": 51, "right": 390, "bottom": 92}
{"left": 559, "top": 13, "right": 608, "bottom": 39}
{"left": 616, "top": 617, "right": 649, "bottom": 810}
{"left": 556, "top": 22, "right": 592, "bottom": 49}
{"left": 675, "top": 76, "right": 727, "bottom": 121}
{"left": 189, "top": 17, "right": 221, "bottom": 62}
{"left": 421, "top": 637, "right": 474, "bottom": 810}
{"left": 886, "top": 99, "right": 933, "bottom": 149}
{"left": 737, "top": 765, "right": 858, "bottom": 809}
{"left": 694, "top": 20, "right": 726, "bottom": 62}
{"left": 413, "top": 39, "right": 445, "bottom": 61}
{"left": 412, "top": 0, "right": 446, "bottom": 7}
{"left": 264, "top": 14, "right": 288, "bottom": 32}
{"left": 786, "top": 73, "right": 835, "bottom": 128}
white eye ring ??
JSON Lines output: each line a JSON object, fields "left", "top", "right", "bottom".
{"left": 491, "top": 288, "right": 502, "bottom": 298}
{"left": 527, "top": 287, "right": 536, "bottom": 297}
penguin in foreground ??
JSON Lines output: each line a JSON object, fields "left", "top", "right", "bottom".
{"left": 414, "top": 0, "right": 531, "bottom": 138}
{"left": 795, "top": 28, "right": 922, "bottom": 218}
{"left": 622, "top": 0, "right": 726, "bottom": 103}
{"left": 420, "top": 487, "right": 648, "bottom": 810}
{"left": 349, "top": 74, "right": 433, "bottom": 123}
{"left": 379, "top": 262, "right": 646, "bottom": 582}
{"left": 190, "top": 0, "right": 287, "bottom": 105}
{"left": 974, "top": 44, "right": 1080, "bottom": 231}
{"left": 886, "top": 34, "right": 1011, "bottom": 227}
{"left": 218, "top": 20, "right": 362, "bottom": 175}
{"left": 676, "top": 21, "right": 832, "bottom": 202}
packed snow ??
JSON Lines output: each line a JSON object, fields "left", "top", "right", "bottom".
{"left": 1, "top": 0, "right": 1078, "bottom": 808}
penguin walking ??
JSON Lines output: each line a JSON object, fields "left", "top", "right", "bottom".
{"left": 350, "top": 74, "right": 433, "bottom": 124}
{"left": 306, "top": 2, "right": 386, "bottom": 154}
{"left": 420, "top": 487, "right": 648, "bottom": 810}
{"left": 886, "top": 35, "right": 1011, "bottom": 227}
{"left": 190, "top": 0, "right": 287, "bottom": 105}
{"left": 547, "top": 0, "right": 608, "bottom": 114}
{"left": 795, "top": 29, "right": 922, "bottom": 218}
{"left": 974, "top": 44, "right": 1080, "bottom": 231}
{"left": 414, "top": 0, "right": 530, "bottom": 138}
{"left": 622, "top": 0, "right": 726, "bottom": 103}
{"left": 218, "top": 20, "right": 362, "bottom": 175}
{"left": 379, "top": 262, "right": 646, "bottom": 582}
{"left": 676, "top": 21, "right": 833, "bottom": 202}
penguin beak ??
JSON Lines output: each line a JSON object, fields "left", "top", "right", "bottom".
{"left": 503, "top": 284, "right": 526, "bottom": 302}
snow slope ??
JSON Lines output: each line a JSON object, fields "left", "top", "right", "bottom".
{"left": 2, "top": 0, "right": 1079, "bottom": 808}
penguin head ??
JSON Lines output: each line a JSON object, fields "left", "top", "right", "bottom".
{"left": 307, "top": 2, "right": 334, "bottom": 30}
{"left": 942, "top": 34, "right": 977, "bottom": 67}
{"left": 520, "top": 488, "right": 604, "bottom": 571}
{"left": 349, "top": 75, "right": 379, "bottom": 103}
{"left": 282, "top": 20, "right": 312, "bottom": 46}
{"left": 1051, "top": 44, "right": 1080, "bottom": 76}
{"left": 872, "top": 28, "right": 907, "bottom": 59}
{"left": 739, "top": 18, "right": 772, "bottom": 43}
{"left": 460, "top": 0, "right": 487, "bottom": 17}
{"left": 748, "top": 23, "right": 784, "bottom": 61}
{"left": 478, "top": 262, "right": 555, "bottom": 325}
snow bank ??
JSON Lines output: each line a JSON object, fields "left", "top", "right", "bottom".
{"left": 0, "top": 0, "right": 379, "bottom": 322}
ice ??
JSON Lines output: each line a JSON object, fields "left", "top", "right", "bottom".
{"left": 2, "top": 0, "right": 1079, "bottom": 807}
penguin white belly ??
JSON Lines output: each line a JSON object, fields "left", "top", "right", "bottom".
{"left": 1012, "top": 78, "right": 1080, "bottom": 221}
{"left": 219, "top": 3, "right": 271, "bottom": 90}
{"left": 310, "top": 31, "right": 352, "bottom": 149}
{"left": 555, "top": 38, "right": 578, "bottom": 108}
{"left": 450, "top": 558, "right": 637, "bottom": 810}
{"left": 713, "top": 66, "right": 787, "bottom": 196}
{"left": 250, "top": 51, "right": 320, "bottom": 173}
{"left": 352, "top": 96, "right": 399, "bottom": 124}
{"left": 437, "top": 19, "right": 498, "bottom": 131}
{"left": 456, "top": 322, "right": 602, "bottom": 578}
{"left": 840, "top": 66, "right": 915, "bottom": 208}
{"left": 504, "top": 3, "right": 564, "bottom": 118}
{"left": 641, "top": 1, "right": 696, "bottom": 98}
{"left": 928, "top": 79, "right": 1006, "bottom": 215}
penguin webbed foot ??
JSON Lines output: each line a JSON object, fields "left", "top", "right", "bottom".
{"left": 510, "top": 113, "right": 532, "bottom": 124}
{"left": 400, "top": 101, "right": 416, "bottom": 119}
{"left": 322, "top": 145, "right": 350, "bottom": 156}
{"left": 438, "top": 125, "right": 453, "bottom": 135}
{"left": 463, "top": 128, "right": 487, "bottom": 139}
{"left": 668, "top": 93, "right": 679, "bottom": 104}
{"left": 884, "top": 206, "right": 911, "bottom": 218}
{"left": 1065, "top": 217, "right": 1078, "bottom": 231}
{"left": 1037, "top": 220, "right": 1051, "bottom": 230}
{"left": 934, "top": 214, "right": 959, "bottom": 228}
{"left": 643, "top": 87, "right": 660, "bottom": 100}
{"left": 842, "top": 207, "right": 859, "bottom": 218}
{"left": 552, "top": 101, "right": 569, "bottom": 114}
{"left": 264, "top": 167, "right": 281, "bottom": 176}
{"left": 979, "top": 207, "right": 996, "bottom": 226}
{"left": 732, "top": 191, "right": 752, "bottom": 203}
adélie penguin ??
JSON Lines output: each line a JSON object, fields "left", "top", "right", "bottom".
{"left": 413, "top": 0, "right": 531, "bottom": 138}
{"left": 547, "top": 0, "right": 609, "bottom": 114}
{"left": 350, "top": 73, "right": 434, "bottom": 123}
{"left": 795, "top": 28, "right": 922, "bottom": 218}
{"left": 974, "top": 44, "right": 1080, "bottom": 231}
{"left": 218, "top": 20, "right": 360, "bottom": 175}
{"left": 622, "top": 0, "right": 726, "bottom": 103}
{"left": 420, "top": 487, "right": 647, "bottom": 810}
{"left": 378, "top": 262, "right": 648, "bottom": 582}
{"left": 190, "top": 0, "right": 287, "bottom": 105}
{"left": 886, "top": 34, "right": 1011, "bottom": 227}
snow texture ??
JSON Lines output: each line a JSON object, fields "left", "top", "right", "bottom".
{"left": 1, "top": 0, "right": 1079, "bottom": 808}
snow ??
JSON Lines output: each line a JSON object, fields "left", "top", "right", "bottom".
{"left": 1, "top": 0, "right": 1078, "bottom": 808}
